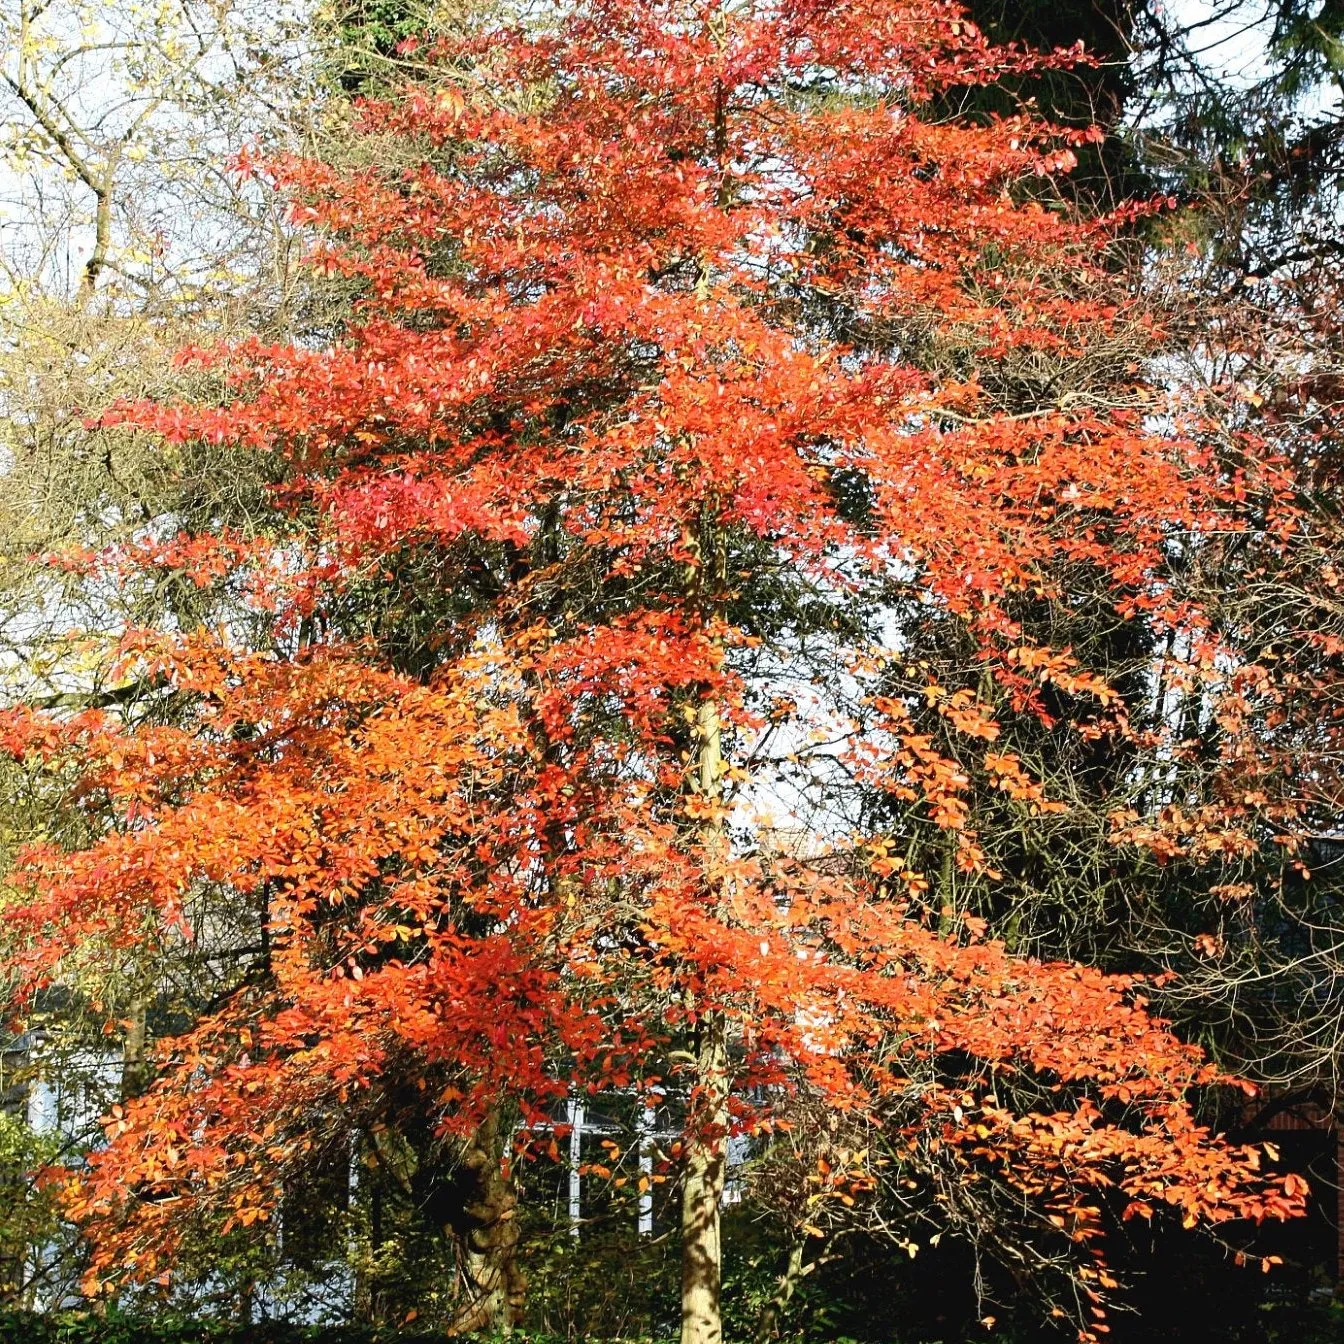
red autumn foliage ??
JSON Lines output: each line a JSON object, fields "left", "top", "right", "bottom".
{"left": 0, "top": 0, "right": 1307, "bottom": 1337}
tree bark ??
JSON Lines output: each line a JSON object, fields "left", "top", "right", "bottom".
{"left": 681, "top": 687, "right": 729, "bottom": 1344}
{"left": 444, "top": 1109, "right": 526, "bottom": 1336}
{"left": 755, "top": 1240, "right": 806, "bottom": 1342}
{"left": 120, "top": 997, "right": 148, "bottom": 1100}
{"left": 681, "top": 1008, "right": 729, "bottom": 1344}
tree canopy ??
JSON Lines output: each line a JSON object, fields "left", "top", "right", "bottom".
{"left": 3, "top": 0, "right": 1344, "bottom": 1339}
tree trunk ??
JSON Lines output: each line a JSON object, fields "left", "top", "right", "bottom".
{"left": 681, "top": 685, "right": 728, "bottom": 1344}
{"left": 756, "top": 1240, "right": 806, "bottom": 1341}
{"left": 681, "top": 1008, "right": 728, "bottom": 1344}
{"left": 120, "top": 997, "right": 148, "bottom": 1099}
{"left": 444, "top": 1109, "right": 526, "bottom": 1336}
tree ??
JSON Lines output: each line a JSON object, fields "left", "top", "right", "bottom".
{"left": 0, "top": 0, "right": 527, "bottom": 1319}
{"left": 0, "top": 0, "right": 1310, "bottom": 1339}
{"left": 0, "top": 0, "right": 324, "bottom": 1307}
{"left": 879, "top": 0, "right": 1344, "bottom": 1139}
